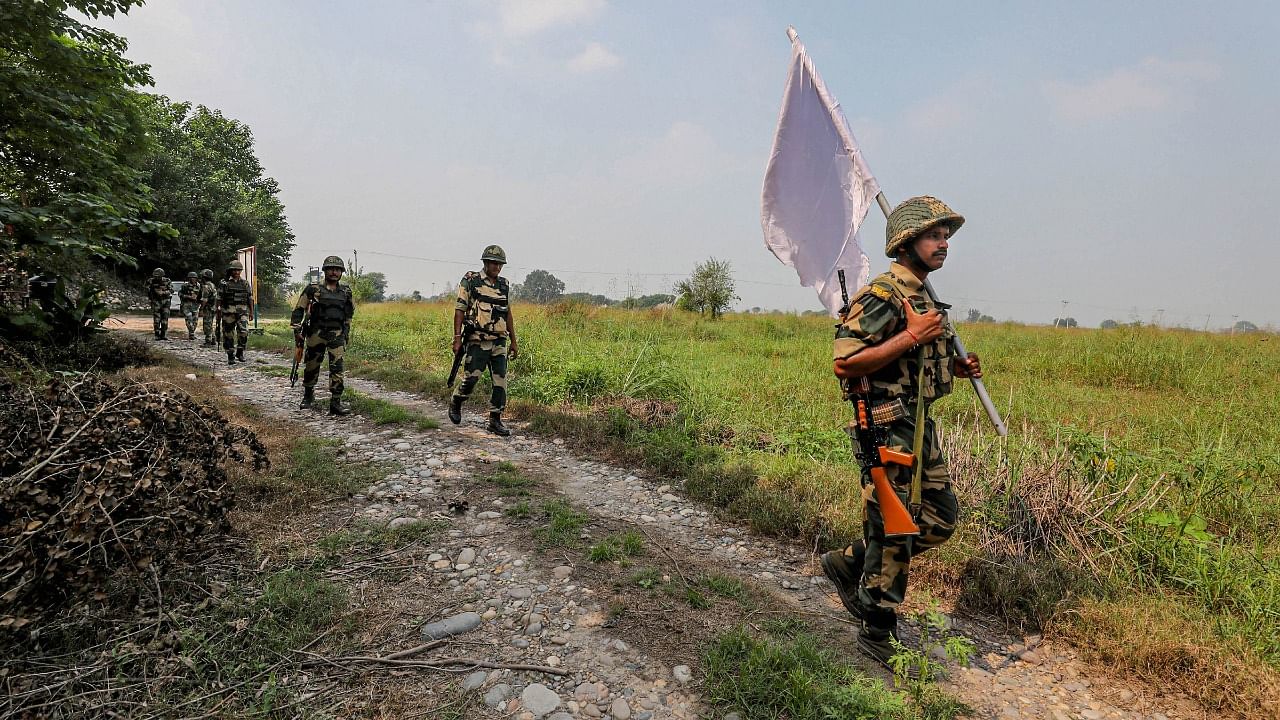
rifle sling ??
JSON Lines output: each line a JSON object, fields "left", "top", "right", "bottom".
{"left": 909, "top": 347, "right": 928, "bottom": 518}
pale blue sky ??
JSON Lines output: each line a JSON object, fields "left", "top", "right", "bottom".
{"left": 101, "top": 1, "right": 1280, "bottom": 328}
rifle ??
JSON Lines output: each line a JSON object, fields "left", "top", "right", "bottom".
{"left": 214, "top": 309, "right": 222, "bottom": 344}
{"left": 837, "top": 269, "right": 920, "bottom": 537}
{"left": 290, "top": 306, "right": 311, "bottom": 388}
{"left": 445, "top": 324, "right": 474, "bottom": 388}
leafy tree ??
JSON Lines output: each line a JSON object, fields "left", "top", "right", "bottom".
{"left": 410, "top": 290, "right": 423, "bottom": 302}
{"left": 1052, "top": 317, "right": 1078, "bottom": 328}
{"left": 519, "top": 269, "right": 565, "bottom": 304}
{"left": 965, "top": 308, "right": 995, "bottom": 323}
{"left": 1100, "top": 319, "right": 1119, "bottom": 329}
{"left": 674, "top": 257, "right": 738, "bottom": 319}
{"left": 561, "top": 292, "right": 613, "bottom": 306}
{"left": 1, "top": 0, "right": 174, "bottom": 338}
{"left": 124, "top": 96, "right": 293, "bottom": 290}
{"left": 350, "top": 271, "right": 387, "bottom": 303}
{"left": 1233, "top": 320, "right": 1259, "bottom": 334}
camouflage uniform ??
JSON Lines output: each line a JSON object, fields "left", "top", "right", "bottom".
{"left": 820, "top": 196, "right": 971, "bottom": 667}
{"left": 219, "top": 274, "right": 253, "bottom": 362}
{"left": 291, "top": 280, "right": 354, "bottom": 408}
{"left": 179, "top": 274, "right": 201, "bottom": 340}
{"left": 145, "top": 271, "right": 172, "bottom": 339}
{"left": 199, "top": 271, "right": 218, "bottom": 344}
{"left": 451, "top": 271, "right": 511, "bottom": 414}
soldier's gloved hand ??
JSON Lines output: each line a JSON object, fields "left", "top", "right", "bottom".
{"left": 954, "top": 352, "right": 982, "bottom": 379}
{"left": 902, "top": 298, "right": 945, "bottom": 344}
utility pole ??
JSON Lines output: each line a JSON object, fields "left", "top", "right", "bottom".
{"left": 1204, "top": 314, "right": 1211, "bottom": 332}
{"left": 352, "top": 249, "right": 359, "bottom": 279}
{"left": 1057, "top": 299, "right": 1069, "bottom": 328}
{"left": 1231, "top": 314, "right": 1239, "bottom": 335}
{"left": 1156, "top": 308, "right": 1165, "bottom": 327}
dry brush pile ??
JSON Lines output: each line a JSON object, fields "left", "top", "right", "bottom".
{"left": 0, "top": 361, "right": 268, "bottom": 629}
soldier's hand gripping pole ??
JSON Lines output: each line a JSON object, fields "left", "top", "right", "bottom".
{"left": 874, "top": 192, "right": 1008, "bottom": 436}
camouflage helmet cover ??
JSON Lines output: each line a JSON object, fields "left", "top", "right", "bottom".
{"left": 322, "top": 255, "right": 345, "bottom": 271}
{"left": 152, "top": 267, "right": 164, "bottom": 277}
{"left": 228, "top": 259, "right": 244, "bottom": 271}
{"left": 884, "top": 196, "right": 965, "bottom": 258}
{"left": 481, "top": 245, "right": 507, "bottom": 264}
{"left": 187, "top": 271, "right": 198, "bottom": 278}
{"left": 201, "top": 269, "right": 213, "bottom": 279}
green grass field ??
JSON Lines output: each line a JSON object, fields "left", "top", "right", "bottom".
{"left": 252, "top": 299, "right": 1280, "bottom": 709}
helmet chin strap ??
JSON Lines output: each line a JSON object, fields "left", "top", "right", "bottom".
{"left": 898, "top": 245, "right": 931, "bottom": 275}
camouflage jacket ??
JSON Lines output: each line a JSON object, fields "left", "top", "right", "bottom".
{"left": 179, "top": 281, "right": 201, "bottom": 303}
{"left": 146, "top": 276, "right": 171, "bottom": 302}
{"left": 292, "top": 282, "right": 354, "bottom": 333}
{"left": 455, "top": 271, "right": 510, "bottom": 341}
{"left": 833, "top": 262, "right": 956, "bottom": 406}
{"left": 199, "top": 280, "right": 218, "bottom": 306}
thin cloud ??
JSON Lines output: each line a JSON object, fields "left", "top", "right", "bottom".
{"left": 1044, "top": 57, "right": 1221, "bottom": 123}
{"left": 567, "top": 42, "right": 620, "bottom": 73}
{"left": 498, "top": 0, "right": 605, "bottom": 38}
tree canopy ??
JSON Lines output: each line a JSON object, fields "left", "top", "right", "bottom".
{"left": 674, "top": 257, "right": 738, "bottom": 319}
{"left": 517, "top": 269, "right": 565, "bottom": 304}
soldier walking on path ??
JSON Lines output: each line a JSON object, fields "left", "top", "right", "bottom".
{"left": 179, "top": 271, "right": 201, "bottom": 340}
{"left": 198, "top": 269, "right": 218, "bottom": 345}
{"left": 448, "top": 245, "right": 519, "bottom": 437}
{"left": 291, "top": 256, "right": 354, "bottom": 416}
{"left": 219, "top": 259, "right": 253, "bottom": 365}
{"left": 820, "top": 196, "right": 983, "bottom": 668}
{"left": 145, "top": 267, "right": 172, "bottom": 340}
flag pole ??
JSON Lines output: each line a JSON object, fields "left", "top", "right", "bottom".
{"left": 785, "top": 27, "right": 1006, "bottom": 436}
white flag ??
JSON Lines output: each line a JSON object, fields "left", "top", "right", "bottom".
{"left": 761, "top": 31, "right": 880, "bottom": 316}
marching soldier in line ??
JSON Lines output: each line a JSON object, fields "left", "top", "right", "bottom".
{"left": 449, "top": 245, "right": 518, "bottom": 437}
{"left": 219, "top": 259, "right": 253, "bottom": 365}
{"left": 179, "top": 271, "right": 202, "bottom": 340}
{"left": 822, "top": 196, "right": 982, "bottom": 668}
{"left": 291, "top": 256, "right": 354, "bottom": 416}
{"left": 198, "top": 269, "right": 218, "bottom": 345}
{"left": 145, "top": 267, "right": 172, "bottom": 340}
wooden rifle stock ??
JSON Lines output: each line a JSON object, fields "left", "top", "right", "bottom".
{"left": 872, "top": 449, "right": 919, "bottom": 537}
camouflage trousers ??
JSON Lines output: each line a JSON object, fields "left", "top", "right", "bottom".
{"left": 848, "top": 414, "right": 958, "bottom": 632}
{"left": 451, "top": 338, "right": 508, "bottom": 412}
{"left": 201, "top": 307, "right": 216, "bottom": 341}
{"left": 151, "top": 301, "right": 170, "bottom": 336}
{"left": 181, "top": 301, "right": 200, "bottom": 337}
{"left": 302, "top": 328, "right": 345, "bottom": 396}
{"left": 221, "top": 306, "right": 250, "bottom": 352}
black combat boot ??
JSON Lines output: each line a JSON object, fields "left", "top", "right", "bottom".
{"left": 487, "top": 412, "right": 511, "bottom": 437}
{"left": 236, "top": 347, "right": 245, "bottom": 362}
{"left": 159, "top": 328, "right": 167, "bottom": 340}
{"left": 299, "top": 387, "right": 315, "bottom": 409}
{"left": 448, "top": 396, "right": 463, "bottom": 425}
{"left": 857, "top": 607, "right": 902, "bottom": 672}
{"left": 328, "top": 396, "right": 351, "bottom": 416}
{"left": 188, "top": 331, "right": 195, "bottom": 340}
{"left": 820, "top": 539, "right": 866, "bottom": 621}
{"left": 227, "top": 351, "right": 236, "bottom": 366}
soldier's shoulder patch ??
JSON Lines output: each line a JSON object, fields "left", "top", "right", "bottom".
{"left": 867, "top": 283, "right": 894, "bottom": 302}
{"left": 463, "top": 271, "right": 480, "bottom": 280}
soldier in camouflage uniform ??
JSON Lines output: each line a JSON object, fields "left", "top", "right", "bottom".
{"left": 291, "top": 255, "right": 354, "bottom": 416}
{"left": 179, "top": 271, "right": 202, "bottom": 340}
{"left": 821, "top": 196, "right": 983, "bottom": 667}
{"left": 218, "top": 259, "right": 254, "bottom": 365}
{"left": 145, "top": 268, "right": 172, "bottom": 340}
{"left": 198, "top": 269, "right": 218, "bottom": 345}
{"left": 448, "top": 245, "right": 519, "bottom": 436}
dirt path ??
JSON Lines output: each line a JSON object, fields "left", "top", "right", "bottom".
{"left": 140, "top": 330, "right": 1203, "bottom": 720}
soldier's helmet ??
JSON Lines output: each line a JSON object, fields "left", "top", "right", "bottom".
{"left": 228, "top": 259, "right": 244, "bottom": 271}
{"left": 201, "top": 269, "right": 213, "bottom": 279}
{"left": 481, "top": 245, "right": 507, "bottom": 264}
{"left": 187, "top": 271, "right": 198, "bottom": 279}
{"left": 152, "top": 268, "right": 164, "bottom": 277}
{"left": 884, "top": 196, "right": 964, "bottom": 258}
{"left": 322, "top": 255, "right": 345, "bottom": 271}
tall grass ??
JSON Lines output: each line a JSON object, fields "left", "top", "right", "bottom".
{"left": 316, "top": 301, "right": 1280, "bottom": 687}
